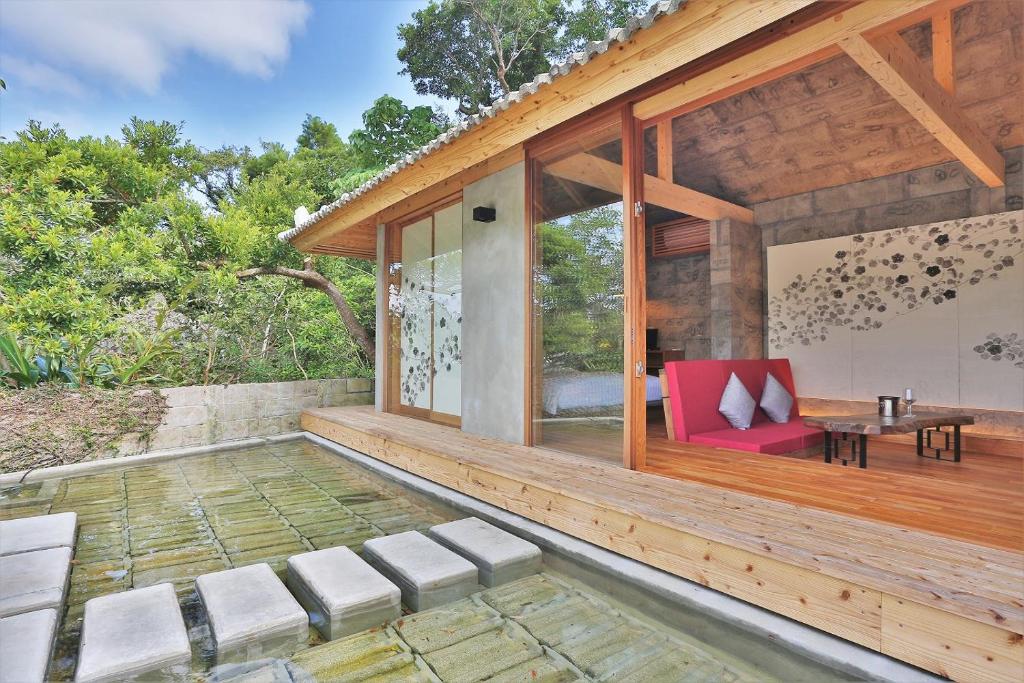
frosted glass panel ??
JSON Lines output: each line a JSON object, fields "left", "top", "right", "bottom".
{"left": 432, "top": 203, "right": 463, "bottom": 417}
{"left": 399, "top": 217, "right": 433, "bottom": 410}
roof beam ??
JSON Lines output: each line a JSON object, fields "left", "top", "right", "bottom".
{"left": 633, "top": 0, "right": 965, "bottom": 123}
{"left": 839, "top": 32, "right": 1004, "bottom": 187}
{"left": 656, "top": 119, "right": 673, "bottom": 182}
{"left": 293, "top": 0, "right": 818, "bottom": 250}
{"left": 931, "top": 9, "right": 955, "bottom": 94}
{"left": 544, "top": 153, "right": 753, "bottom": 223}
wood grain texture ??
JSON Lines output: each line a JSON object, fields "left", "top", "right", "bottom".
{"left": 804, "top": 411, "right": 976, "bottom": 435}
{"left": 840, "top": 31, "right": 1004, "bottom": 186}
{"left": 543, "top": 152, "right": 753, "bottom": 222}
{"left": 932, "top": 9, "right": 956, "bottom": 94}
{"left": 300, "top": 406, "right": 1024, "bottom": 681}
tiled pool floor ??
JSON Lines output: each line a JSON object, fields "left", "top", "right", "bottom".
{"left": 0, "top": 441, "right": 822, "bottom": 682}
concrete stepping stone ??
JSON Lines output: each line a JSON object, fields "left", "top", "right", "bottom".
{"left": 286, "top": 546, "right": 401, "bottom": 640}
{"left": 0, "top": 608, "right": 58, "bottom": 682}
{"left": 362, "top": 531, "right": 478, "bottom": 611}
{"left": 0, "top": 511, "right": 77, "bottom": 556}
{"left": 429, "top": 517, "right": 542, "bottom": 587}
{"left": 0, "top": 546, "right": 72, "bottom": 617}
{"left": 75, "top": 583, "right": 191, "bottom": 683}
{"left": 196, "top": 562, "right": 308, "bottom": 663}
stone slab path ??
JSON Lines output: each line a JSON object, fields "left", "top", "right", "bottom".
{"left": 429, "top": 517, "right": 542, "bottom": 587}
{"left": 75, "top": 583, "right": 190, "bottom": 683}
{"left": 0, "top": 511, "right": 77, "bottom": 556}
{"left": 363, "top": 531, "right": 479, "bottom": 611}
{"left": 196, "top": 563, "right": 308, "bottom": 664}
{"left": 0, "top": 608, "right": 58, "bottom": 683}
{"left": 0, "top": 546, "right": 72, "bottom": 617}
{"left": 286, "top": 546, "right": 401, "bottom": 640}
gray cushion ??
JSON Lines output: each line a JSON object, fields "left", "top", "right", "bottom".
{"left": 718, "top": 373, "right": 755, "bottom": 430}
{"left": 759, "top": 372, "right": 793, "bottom": 423}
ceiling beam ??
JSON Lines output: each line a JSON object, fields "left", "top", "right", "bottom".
{"left": 931, "top": 9, "right": 955, "bottom": 94}
{"left": 544, "top": 153, "right": 753, "bottom": 224}
{"left": 633, "top": 0, "right": 966, "bottom": 123}
{"left": 839, "top": 32, "right": 1004, "bottom": 187}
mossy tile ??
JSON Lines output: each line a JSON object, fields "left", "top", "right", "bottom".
{"left": 393, "top": 599, "right": 503, "bottom": 654}
{"left": 132, "top": 557, "right": 229, "bottom": 588}
{"left": 220, "top": 529, "right": 301, "bottom": 554}
{"left": 421, "top": 624, "right": 542, "bottom": 682}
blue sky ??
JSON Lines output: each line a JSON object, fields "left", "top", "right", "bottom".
{"left": 0, "top": 0, "right": 443, "bottom": 151}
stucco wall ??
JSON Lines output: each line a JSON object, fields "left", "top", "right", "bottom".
{"left": 119, "top": 378, "right": 373, "bottom": 454}
{"left": 461, "top": 162, "right": 527, "bottom": 443}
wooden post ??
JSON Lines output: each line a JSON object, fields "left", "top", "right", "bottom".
{"left": 622, "top": 105, "right": 647, "bottom": 471}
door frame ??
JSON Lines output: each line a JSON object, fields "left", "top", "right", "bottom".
{"left": 382, "top": 193, "right": 463, "bottom": 428}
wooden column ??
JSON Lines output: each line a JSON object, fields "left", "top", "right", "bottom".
{"left": 623, "top": 106, "right": 647, "bottom": 470}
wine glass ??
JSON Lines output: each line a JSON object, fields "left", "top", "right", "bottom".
{"left": 904, "top": 387, "right": 916, "bottom": 417}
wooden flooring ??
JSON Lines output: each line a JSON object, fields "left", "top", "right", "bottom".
{"left": 302, "top": 406, "right": 1024, "bottom": 683}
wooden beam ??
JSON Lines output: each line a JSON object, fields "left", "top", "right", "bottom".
{"left": 931, "top": 9, "right": 955, "bottom": 94}
{"left": 656, "top": 119, "right": 673, "bottom": 182}
{"left": 633, "top": 0, "right": 961, "bottom": 123}
{"left": 292, "top": 0, "right": 818, "bottom": 251}
{"left": 544, "top": 153, "right": 754, "bottom": 224}
{"left": 840, "top": 32, "right": 1004, "bottom": 187}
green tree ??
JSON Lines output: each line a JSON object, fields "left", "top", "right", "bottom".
{"left": 397, "top": 0, "right": 563, "bottom": 116}
{"left": 559, "top": 0, "right": 648, "bottom": 55}
{"left": 349, "top": 95, "right": 449, "bottom": 167}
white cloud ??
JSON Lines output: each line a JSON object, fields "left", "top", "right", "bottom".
{"left": 0, "top": 55, "right": 85, "bottom": 97}
{"left": 2, "top": 0, "right": 310, "bottom": 94}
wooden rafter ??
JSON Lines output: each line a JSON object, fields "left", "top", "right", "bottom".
{"left": 931, "top": 9, "right": 955, "bottom": 94}
{"left": 840, "top": 32, "right": 1004, "bottom": 187}
{"left": 633, "top": 0, "right": 969, "bottom": 123}
{"left": 656, "top": 119, "right": 673, "bottom": 182}
{"left": 544, "top": 152, "right": 753, "bottom": 223}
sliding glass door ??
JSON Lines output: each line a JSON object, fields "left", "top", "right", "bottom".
{"left": 530, "top": 115, "right": 627, "bottom": 463}
{"left": 387, "top": 200, "right": 463, "bottom": 425}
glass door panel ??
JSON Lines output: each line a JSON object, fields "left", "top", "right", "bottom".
{"left": 531, "top": 117, "right": 625, "bottom": 463}
{"left": 391, "top": 202, "right": 463, "bottom": 423}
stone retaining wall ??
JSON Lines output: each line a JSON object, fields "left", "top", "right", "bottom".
{"left": 119, "top": 378, "right": 373, "bottom": 454}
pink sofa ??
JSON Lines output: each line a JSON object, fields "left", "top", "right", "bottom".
{"left": 663, "top": 359, "right": 823, "bottom": 455}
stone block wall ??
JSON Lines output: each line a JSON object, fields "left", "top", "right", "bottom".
{"left": 709, "top": 218, "right": 764, "bottom": 360}
{"left": 646, "top": 250, "right": 711, "bottom": 359}
{"left": 119, "top": 378, "right": 373, "bottom": 454}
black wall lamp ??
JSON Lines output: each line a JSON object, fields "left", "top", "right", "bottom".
{"left": 472, "top": 206, "right": 497, "bottom": 223}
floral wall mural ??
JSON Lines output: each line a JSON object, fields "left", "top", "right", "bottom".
{"left": 767, "top": 211, "right": 1023, "bottom": 412}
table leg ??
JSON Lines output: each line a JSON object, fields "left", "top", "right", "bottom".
{"left": 824, "top": 431, "right": 832, "bottom": 464}
{"left": 916, "top": 429, "right": 924, "bottom": 456}
{"left": 858, "top": 434, "right": 868, "bottom": 469}
{"left": 954, "top": 424, "right": 961, "bottom": 462}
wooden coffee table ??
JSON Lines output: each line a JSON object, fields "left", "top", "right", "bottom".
{"left": 803, "top": 411, "right": 975, "bottom": 469}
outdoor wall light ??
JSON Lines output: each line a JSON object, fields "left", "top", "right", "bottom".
{"left": 472, "top": 206, "right": 497, "bottom": 223}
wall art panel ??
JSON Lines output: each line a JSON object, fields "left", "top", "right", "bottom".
{"left": 768, "top": 211, "right": 1023, "bottom": 411}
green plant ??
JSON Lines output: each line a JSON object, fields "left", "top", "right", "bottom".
{"left": 0, "top": 333, "right": 41, "bottom": 388}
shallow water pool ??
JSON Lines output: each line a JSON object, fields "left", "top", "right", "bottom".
{"left": 0, "top": 440, "right": 861, "bottom": 682}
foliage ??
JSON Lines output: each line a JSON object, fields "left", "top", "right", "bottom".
{"left": 537, "top": 205, "right": 624, "bottom": 372}
{"left": 349, "top": 95, "right": 449, "bottom": 167}
{"left": 397, "top": 0, "right": 646, "bottom": 116}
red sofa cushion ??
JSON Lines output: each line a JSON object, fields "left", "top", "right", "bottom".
{"left": 691, "top": 422, "right": 823, "bottom": 455}
{"left": 664, "top": 359, "right": 802, "bottom": 443}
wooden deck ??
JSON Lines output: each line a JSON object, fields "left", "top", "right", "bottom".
{"left": 303, "top": 406, "right": 1023, "bottom": 682}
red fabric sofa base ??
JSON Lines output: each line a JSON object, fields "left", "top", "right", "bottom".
{"left": 691, "top": 422, "right": 824, "bottom": 455}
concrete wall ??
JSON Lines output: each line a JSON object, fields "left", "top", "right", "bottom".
{"left": 119, "top": 378, "right": 373, "bottom": 454}
{"left": 461, "top": 162, "right": 527, "bottom": 444}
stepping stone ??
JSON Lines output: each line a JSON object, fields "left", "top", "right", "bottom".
{"left": 196, "top": 562, "right": 308, "bottom": 663}
{"left": 75, "top": 583, "right": 191, "bottom": 683}
{"left": 0, "top": 608, "right": 58, "bottom": 682}
{"left": 362, "top": 531, "right": 478, "bottom": 611}
{"left": 286, "top": 546, "right": 401, "bottom": 640}
{"left": 0, "top": 546, "right": 72, "bottom": 617}
{"left": 429, "top": 517, "right": 542, "bottom": 587}
{"left": 0, "top": 511, "right": 77, "bottom": 556}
